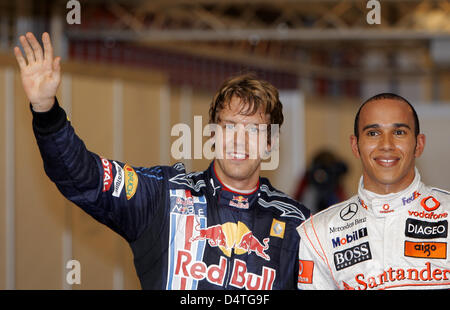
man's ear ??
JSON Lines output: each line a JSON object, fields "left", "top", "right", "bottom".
{"left": 414, "top": 133, "right": 426, "bottom": 158}
{"left": 350, "top": 134, "right": 360, "bottom": 159}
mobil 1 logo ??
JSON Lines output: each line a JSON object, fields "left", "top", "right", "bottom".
{"left": 334, "top": 242, "right": 372, "bottom": 271}
{"left": 332, "top": 227, "right": 368, "bottom": 248}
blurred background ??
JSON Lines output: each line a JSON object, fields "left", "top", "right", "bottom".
{"left": 0, "top": 0, "right": 449, "bottom": 289}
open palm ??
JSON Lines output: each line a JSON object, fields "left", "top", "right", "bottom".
{"left": 14, "top": 32, "right": 61, "bottom": 112}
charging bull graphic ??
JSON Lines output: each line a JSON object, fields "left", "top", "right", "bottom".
{"left": 190, "top": 224, "right": 228, "bottom": 248}
{"left": 190, "top": 221, "right": 270, "bottom": 261}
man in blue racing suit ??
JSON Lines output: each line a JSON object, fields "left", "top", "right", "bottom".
{"left": 14, "top": 32, "right": 310, "bottom": 289}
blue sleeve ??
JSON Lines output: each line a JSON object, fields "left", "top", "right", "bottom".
{"left": 32, "top": 99, "right": 164, "bottom": 242}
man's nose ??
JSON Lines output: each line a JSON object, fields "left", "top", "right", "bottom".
{"left": 379, "top": 133, "right": 395, "bottom": 151}
{"left": 233, "top": 124, "right": 249, "bottom": 142}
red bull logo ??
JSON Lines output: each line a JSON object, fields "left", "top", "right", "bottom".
{"left": 174, "top": 196, "right": 194, "bottom": 214}
{"left": 190, "top": 224, "right": 228, "bottom": 248}
{"left": 237, "top": 231, "right": 270, "bottom": 261}
{"left": 229, "top": 195, "right": 249, "bottom": 209}
{"left": 168, "top": 216, "right": 275, "bottom": 289}
{"left": 190, "top": 221, "right": 270, "bottom": 261}
{"left": 174, "top": 250, "right": 276, "bottom": 290}
{"left": 229, "top": 259, "right": 275, "bottom": 289}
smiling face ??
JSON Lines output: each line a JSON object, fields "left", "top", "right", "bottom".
{"left": 350, "top": 98, "right": 426, "bottom": 194}
{"left": 214, "top": 96, "right": 270, "bottom": 190}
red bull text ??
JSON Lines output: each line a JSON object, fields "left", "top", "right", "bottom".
{"left": 167, "top": 190, "right": 275, "bottom": 289}
{"left": 175, "top": 250, "right": 276, "bottom": 289}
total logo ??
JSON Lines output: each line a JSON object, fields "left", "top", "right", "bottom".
{"left": 331, "top": 228, "right": 368, "bottom": 248}
{"left": 101, "top": 157, "right": 112, "bottom": 192}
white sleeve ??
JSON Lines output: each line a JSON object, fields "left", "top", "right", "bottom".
{"left": 297, "top": 219, "right": 340, "bottom": 290}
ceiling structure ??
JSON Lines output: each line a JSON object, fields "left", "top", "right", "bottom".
{"left": 1, "top": 0, "right": 450, "bottom": 94}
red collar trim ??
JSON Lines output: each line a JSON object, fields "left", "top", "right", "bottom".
{"left": 212, "top": 162, "right": 259, "bottom": 195}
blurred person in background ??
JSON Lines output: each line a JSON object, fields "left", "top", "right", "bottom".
{"left": 294, "top": 150, "right": 348, "bottom": 214}
{"left": 14, "top": 32, "right": 309, "bottom": 290}
{"left": 297, "top": 93, "right": 450, "bottom": 290}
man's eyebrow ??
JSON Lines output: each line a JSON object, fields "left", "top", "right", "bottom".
{"left": 218, "top": 118, "right": 236, "bottom": 124}
{"left": 393, "top": 123, "right": 411, "bottom": 130}
{"left": 362, "top": 123, "right": 411, "bottom": 131}
{"left": 362, "top": 124, "right": 379, "bottom": 132}
{"left": 218, "top": 118, "right": 263, "bottom": 126}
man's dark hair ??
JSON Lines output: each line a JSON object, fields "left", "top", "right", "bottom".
{"left": 354, "top": 93, "right": 420, "bottom": 139}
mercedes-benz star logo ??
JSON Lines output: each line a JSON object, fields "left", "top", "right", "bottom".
{"left": 340, "top": 203, "right": 358, "bottom": 221}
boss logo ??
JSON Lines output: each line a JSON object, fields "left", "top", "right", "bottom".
{"left": 405, "top": 219, "right": 448, "bottom": 239}
{"left": 333, "top": 242, "right": 372, "bottom": 271}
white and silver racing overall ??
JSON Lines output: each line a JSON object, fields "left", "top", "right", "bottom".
{"left": 297, "top": 168, "right": 450, "bottom": 290}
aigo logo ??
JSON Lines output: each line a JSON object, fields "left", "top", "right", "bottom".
{"left": 404, "top": 241, "right": 447, "bottom": 259}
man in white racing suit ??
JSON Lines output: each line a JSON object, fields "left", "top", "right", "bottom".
{"left": 297, "top": 93, "right": 450, "bottom": 290}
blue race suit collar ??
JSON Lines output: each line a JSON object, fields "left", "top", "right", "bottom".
{"left": 209, "top": 161, "right": 259, "bottom": 210}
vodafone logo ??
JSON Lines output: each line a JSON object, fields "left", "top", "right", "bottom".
{"left": 408, "top": 196, "right": 448, "bottom": 220}
{"left": 380, "top": 203, "right": 393, "bottom": 214}
{"left": 298, "top": 260, "right": 314, "bottom": 284}
{"left": 421, "top": 196, "right": 440, "bottom": 212}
